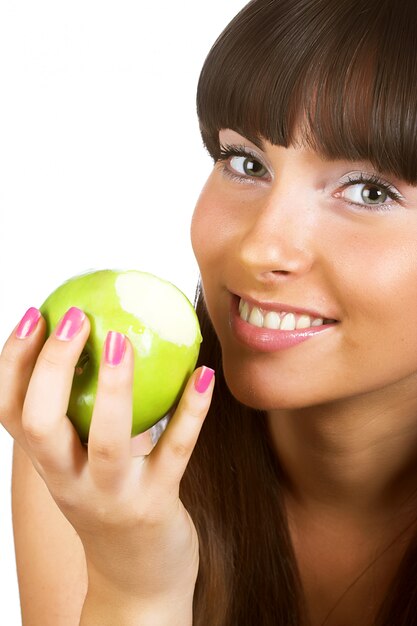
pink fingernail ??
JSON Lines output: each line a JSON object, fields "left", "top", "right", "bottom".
{"left": 194, "top": 366, "right": 215, "bottom": 394}
{"left": 16, "top": 307, "right": 41, "bottom": 339}
{"left": 55, "top": 307, "right": 85, "bottom": 341}
{"left": 105, "top": 331, "right": 126, "bottom": 367}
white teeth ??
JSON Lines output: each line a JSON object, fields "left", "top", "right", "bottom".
{"left": 311, "top": 318, "right": 324, "bottom": 327}
{"left": 238, "top": 298, "right": 330, "bottom": 330}
{"left": 248, "top": 306, "right": 264, "bottom": 327}
{"left": 264, "top": 311, "right": 281, "bottom": 330}
{"left": 296, "top": 314, "right": 312, "bottom": 330}
{"left": 280, "top": 313, "right": 296, "bottom": 331}
{"left": 240, "top": 301, "right": 250, "bottom": 322}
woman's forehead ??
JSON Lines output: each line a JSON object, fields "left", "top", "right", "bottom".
{"left": 198, "top": 1, "right": 417, "bottom": 185}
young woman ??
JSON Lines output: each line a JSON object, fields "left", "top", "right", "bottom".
{"left": 2, "top": 0, "right": 417, "bottom": 624}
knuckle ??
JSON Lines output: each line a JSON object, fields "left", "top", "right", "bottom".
{"left": 24, "top": 425, "right": 48, "bottom": 447}
{"left": 186, "top": 408, "right": 202, "bottom": 422}
{"left": 51, "top": 486, "right": 79, "bottom": 513}
{"left": 135, "top": 501, "right": 162, "bottom": 526}
{"left": 39, "top": 337, "right": 86, "bottom": 373}
{"left": 0, "top": 347, "right": 17, "bottom": 369}
{"left": 99, "top": 376, "right": 121, "bottom": 398}
{"left": 38, "top": 352, "right": 62, "bottom": 373}
{"left": 21, "top": 414, "right": 49, "bottom": 446}
{"left": 1, "top": 334, "right": 40, "bottom": 371}
{"left": 0, "top": 408, "right": 14, "bottom": 432}
{"left": 93, "top": 503, "right": 112, "bottom": 524}
{"left": 0, "top": 395, "right": 25, "bottom": 434}
{"left": 166, "top": 437, "right": 190, "bottom": 460}
{"left": 179, "top": 395, "right": 204, "bottom": 421}
{"left": 89, "top": 440, "right": 123, "bottom": 464}
{"left": 100, "top": 366, "right": 132, "bottom": 394}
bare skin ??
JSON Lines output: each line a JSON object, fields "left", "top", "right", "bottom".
{"left": 271, "top": 389, "right": 417, "bottom": 624}
{"left": 191, "top": 128, "right": 417, "bottom": 624}
{"left": 11, "top": 429, "right": 154, "bottom": 626}
{"left": 0, "top": 312, "right": 215, "bottom": 625}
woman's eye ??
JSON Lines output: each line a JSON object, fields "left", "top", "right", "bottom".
{"left": 342, "top": 182, "right": 390, "bottom": 206}
{"left": 229, "top": 156, "right": 268, "bottom": 178}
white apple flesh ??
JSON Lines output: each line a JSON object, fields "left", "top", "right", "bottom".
{"left": 40, "top": 269, "right": 202, "bottom": 443}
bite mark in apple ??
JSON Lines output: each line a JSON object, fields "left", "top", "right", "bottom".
{"left": 115, "top": 272, "right": 199, "bottom": 348}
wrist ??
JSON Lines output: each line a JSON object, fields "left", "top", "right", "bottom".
{"left": 80, "top": 584, "right": 194, "bottom": 626}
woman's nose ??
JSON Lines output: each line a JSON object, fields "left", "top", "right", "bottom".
{"left": 237, "top": 193, "right": 316, "bottom": 280}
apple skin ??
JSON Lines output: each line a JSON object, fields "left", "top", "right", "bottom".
{"left": 39, "top": 269, "right": 202, "bottom": 443}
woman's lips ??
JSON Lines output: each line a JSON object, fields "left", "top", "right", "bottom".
{"left": 229, "top": 295, "right": 339, "bottom": 353}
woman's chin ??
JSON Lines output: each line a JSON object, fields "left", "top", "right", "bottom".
{"left": 221, "top": 361, "right": 307, "bottom": 412}
{"left": 221, "top": 356, "right": 338, "bottom": 412}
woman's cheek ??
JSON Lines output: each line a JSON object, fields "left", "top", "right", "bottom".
{"left": 190, "top": 203, "right": 209, "bottom": 269}
{"left": 191, "top": 182, "right": 228, "bottom": 268}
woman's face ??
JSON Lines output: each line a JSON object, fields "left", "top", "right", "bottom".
{"left": 191, "top": 128, "right": 417, "bottom": 411}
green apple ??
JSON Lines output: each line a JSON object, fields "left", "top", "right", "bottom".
{"left": 40, "top": 269, "right": 202, "bottom": 443}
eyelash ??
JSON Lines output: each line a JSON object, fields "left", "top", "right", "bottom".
{"left": 342, "top": 173, "right": 402, "bottom": 211}
{"left": 217, "top": 145, "right": 403, "bottom": 212}
{"left": 218, "top": 145, "right": 269, "bottom": 184}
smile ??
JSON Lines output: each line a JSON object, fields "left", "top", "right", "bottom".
{"left": 238, "top": 298, "right": 336, "bottom": 331}
{"left": 230, "top": 296, "right": 339, "bottom": 353}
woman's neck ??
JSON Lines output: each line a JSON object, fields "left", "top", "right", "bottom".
{"left": 267, "top": 375, "right": 417, "bottom": 525}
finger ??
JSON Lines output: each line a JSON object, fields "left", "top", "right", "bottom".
{"left": 21, "top": 307, "right": 89, "bottom": 477}
{"left": 145, "top": 366, "right": 215, "bottom": 495}
{"left": 0, "top": 308, "right": 45, "bottom": 448}
{"left": 87, "top": 332, "right": 134, "bottom": 489}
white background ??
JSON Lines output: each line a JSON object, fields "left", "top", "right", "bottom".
{"left": 0, "top": 1, "right": 246, "bottom": 621}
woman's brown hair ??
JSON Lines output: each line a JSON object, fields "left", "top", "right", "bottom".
{"left": 180, "top": 0, "right": 417, "bottom": 623}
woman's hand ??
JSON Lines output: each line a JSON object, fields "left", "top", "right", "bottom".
{"left": 0, "top": 306, "right": 214, "bottom": 613}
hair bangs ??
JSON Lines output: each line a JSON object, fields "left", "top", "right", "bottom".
{"left": 197, "top": 0, "right": 417, "bottom": 185}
